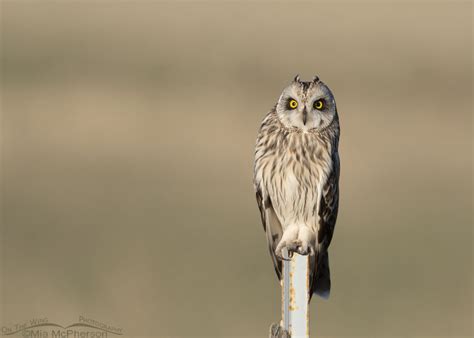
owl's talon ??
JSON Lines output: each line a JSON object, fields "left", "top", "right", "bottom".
{"left": 275, "top": 249, "right": 291, "bottom": 261}
{"left": 297, "top": 242, "right": 314, "bottom": 255}
{"left": 276, "top": 239, "right": 306, "bottom": 261}
{"left": 287, "top": 240, "right": 301, "bottom": 253}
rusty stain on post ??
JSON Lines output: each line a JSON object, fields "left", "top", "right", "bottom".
{"left": 282, "top": 250, "right": 310, "bottom": 338}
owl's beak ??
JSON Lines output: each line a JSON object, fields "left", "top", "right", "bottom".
{"left": 302, "top": 109, "right": 308, "bottom": 125}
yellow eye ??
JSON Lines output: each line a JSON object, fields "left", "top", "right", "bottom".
{"left": 314, "top": 99, "right": 324, "bottom": 110}
{"left": 288, "top": 99, "right": 298, "bottom": 109}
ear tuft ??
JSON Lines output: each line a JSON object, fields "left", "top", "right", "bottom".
{"left": 312, "top": 75, "right": 320, "bottom": 83}
{"left": 293, "top": 74, "right": 301, "bottom": 83}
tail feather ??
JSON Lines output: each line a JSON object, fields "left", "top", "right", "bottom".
{"left": 311, "top": 251, "right": 331, "bottom": 300}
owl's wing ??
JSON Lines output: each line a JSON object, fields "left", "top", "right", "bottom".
{"left": 317, "top": 152, "right": 340, "bottom": 249}
{"left": 256, "top": 185, "right": 283, "bottom": 279}
{"left": 310, "top": 152, "right": 340, "bottom": 298}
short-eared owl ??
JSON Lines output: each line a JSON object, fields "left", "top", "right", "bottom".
{"left": 254, "top": 75, "right": 340, "bottom": 299}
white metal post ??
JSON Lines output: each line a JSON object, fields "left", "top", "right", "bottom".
{"left": 281, "top": 249, "right": 310, "bottom": 338}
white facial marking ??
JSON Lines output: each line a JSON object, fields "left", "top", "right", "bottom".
{"left": 275, "top": 80, "right": 336, "bottom": 132}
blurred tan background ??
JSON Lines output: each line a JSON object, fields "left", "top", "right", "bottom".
{"left": 1, "top": 1, "right": 472, "bottom": 337}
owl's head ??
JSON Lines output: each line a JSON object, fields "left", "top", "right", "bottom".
{"left": 275, "top": 75, "right": 337, "bottom": 132}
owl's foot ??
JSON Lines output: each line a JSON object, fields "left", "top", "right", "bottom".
{"left": 275, "top": 225, "right": 300, "bottom": 260}
{"left": 276, "top": 240, "right": 301, "bottom": 260}
{"left": 275, "top": 225, "right": 315, "bottom": 259}
{"left": 296, "top": 243, "right": 315, "bottom": 256}
{"left": 296, "top": 226, "right": 315, "bottom": 256}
